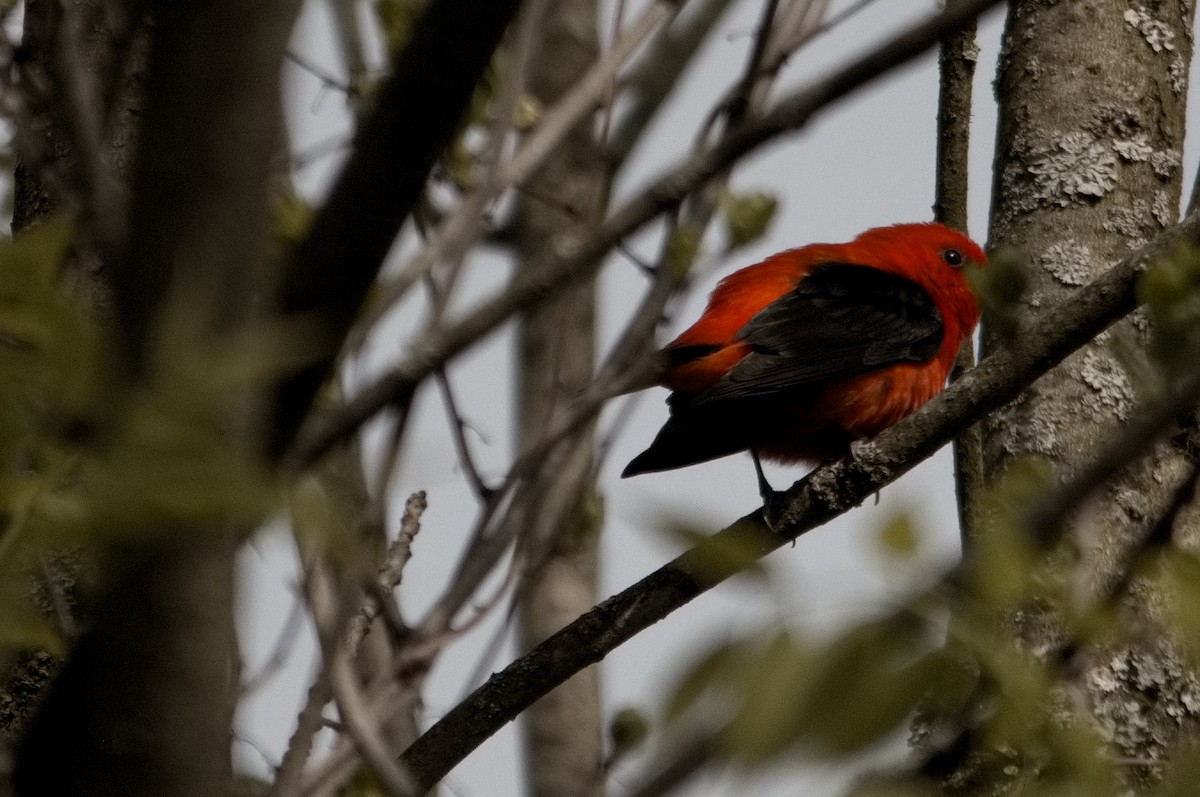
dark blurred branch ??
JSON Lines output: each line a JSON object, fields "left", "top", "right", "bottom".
{"left": 397, "top": 207, "right": 1200, "bottom": 790}
{"left": 270, "top": 0, "right": 525, "bottom": 457}
{"left": 290, "top": 0, "right": 1005, "bottom": 468}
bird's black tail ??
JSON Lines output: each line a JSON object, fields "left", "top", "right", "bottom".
{"left": 621, "top": 409, "right": 748, "bottom": 477}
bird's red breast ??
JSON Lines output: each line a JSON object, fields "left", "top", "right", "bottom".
{"left": 623, "top": 222, "right": 986, "bottom": 476}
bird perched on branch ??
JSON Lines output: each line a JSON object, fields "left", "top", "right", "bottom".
{"left": 622, "top": 222, "right": 986, "bottom": 496}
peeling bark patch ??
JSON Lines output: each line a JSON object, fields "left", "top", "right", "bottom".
{"left": 1153, "top": 190, "right": 1175, "bottom": 226}
{"left": 1089, "top": 645, "right": 1200, "bottom": 759}
{"left": 990, "top": 400, "right": 1061, "bottom": 457}
{"left": 1027, "top": 132, "right": 1119, "bottom": 206}
{"left": 1040, "top": 240, "right": 1093, "bottom": 286}
{"left": 1079, "top": 350, "right": 1135, "bottom": 420}
{"left": 1150, "top": 149, "right": 1181, "bottom": 179}
{"left": 1170, "top": 54, "right": 1187, "bottom": 93}
{"left": 1124, "top": 8, "right": 1177, "bottom": 52}
{"left": 1103, "top": 200, "right": 1155, "bottom": 246}
{"left": 1114, "top": 135, "right": 1153, "bottom": 162}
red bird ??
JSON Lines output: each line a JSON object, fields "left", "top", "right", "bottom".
{"left": 622, "top": 222, "right": 986, "bottom": 485}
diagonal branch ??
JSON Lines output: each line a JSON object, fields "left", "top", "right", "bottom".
{"left": 396, "top": 207, "right": 1200, "bottom": 791}
{"left": 270, "top": 0, "right": 525, "bottom": 457}
{"left": 288, "top": 0, "right": 1006, "bottom": 468}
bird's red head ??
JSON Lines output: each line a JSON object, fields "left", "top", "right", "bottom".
{"left": 845, "top": 222, "right": 986, "bottom": 340}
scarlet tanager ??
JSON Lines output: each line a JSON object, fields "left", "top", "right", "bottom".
{"left": 622, "top": 222, "right": 986, "bottom": 484}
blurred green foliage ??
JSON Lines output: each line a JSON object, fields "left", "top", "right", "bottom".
{"left": 0, "top": 215, "right": 317, "bottom": 663}
{"left": 373, "top": 0, "right": 425, "bottom": 56}
{"left": 666, "top": 223, "right": 703, "bottom": 282}
{"left": 720, "top": 189, "right": 778, "bottom": 251}
{"left": 967, "top": 244, "right": 1028, "bottom": 343}
{"left": 1139, "top": 243, "right": 1200, "bottom": 380}
{"left": 648, "top": 440, "right": 1200, "bottom": 796}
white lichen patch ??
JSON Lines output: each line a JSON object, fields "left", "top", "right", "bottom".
{"left": 1039, "top": 240, "right": 1093, "bottom": 286}
{"left": 1088, "top": 646, "right": 1200, "bottom": 758}
{"left": 1114, "top": 135, "right": 1153, "bottom": 162}
{"left": 1171, "top": 54, "right": 1188, "bottom": 94}
{"left": 990, "top": 400, "right": 1062, "bottom": 457}
{"left": 1153, "top": 190, "right": 1176, "bottom": 227}
{"left": 1023, "top": 54, "right": 1043, "bottom": 82}
{"left": 1027, "top": 132, "right": 1119, "bottom": 206}
{"left": 1124, "top": 7, "right": 1177, "bottom": 52}
{"left": 1103, "top": 200, "right": 1154, "bottom": 246}
{"left": 1150, "top": 148, "right": 1181, "bottom": 179}
{"left": 1079, "top": 349, "right": 1135, "bottom": 420}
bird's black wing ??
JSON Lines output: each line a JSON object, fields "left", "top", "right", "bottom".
{"left": 692, "top": 262, "right": 944, "bottom": 406}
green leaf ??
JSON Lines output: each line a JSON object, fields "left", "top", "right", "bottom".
{"left": 789, "top": 614, "right": 940, "bottom": 757}
{"left": 721, "top": 189, "right": 778, "bottom": 249}
{"left": 609, "top": 707, "right": 650, "bottom": 759}
{"left": 1138, "top": 243, "right": 1200, "bottom": 378}
{"left": 967, "top": 457, "right": 1055, "bottom": 606}
{"left": 666, "top": 637, "right": 750, "bottom": 722}
{"left": 373, "top": 0, "right": 424, "bottom": 54}
{"left": 666, "top": 223, "right": 703, "bottom": 281}
{"left": 720, "top": 630, "right": 814, "bottom": 762}
{"left": 967, "top": 245, "right": 1028, "bottom": 341}
{"left": 876, "top": 512, "right": 921, "bottom": 560}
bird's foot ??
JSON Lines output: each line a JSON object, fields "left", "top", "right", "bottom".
{"left": 751, "top": 449, "right": 783, "bottom": 533}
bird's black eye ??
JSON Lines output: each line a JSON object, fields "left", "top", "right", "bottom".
{"left": 942, "top": 248, "right": 964, "bottom": 267}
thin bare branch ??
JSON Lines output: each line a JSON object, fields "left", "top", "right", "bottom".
{"left": 264, "top": 667, "right": 333, "bottom": 797}
{"left": 270, "top": 0, "right": 525, "bottom": 456}
{"left": 436, "top": 371, "right": 494, "bottom": 498}
{"left": 364, "top": 0, "right": 676, "bottom": 323}
{"left": 329, "top": 650, "right": 419, "bottom": 797}
{"left": 932, "top": 0, "right": 981, "bottom": 547}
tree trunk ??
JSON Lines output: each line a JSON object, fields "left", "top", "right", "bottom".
{"left": 514, "top": 2, "right": 608, "bottom": 796}
{"left": 11, "top": 2, "right": 300, "bottom": 795}
{"left": 0, "top": 0, "right": 148, "bottom": 760}
{"left": 978, "top": 0, "right": 1199, "bottom": 785}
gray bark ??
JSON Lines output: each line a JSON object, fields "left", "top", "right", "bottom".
{"left": 515, "top": 2, "right": 607, "bottom": 795}
{"left": 982, "top": 0, "right": 1199, "bottom": 784}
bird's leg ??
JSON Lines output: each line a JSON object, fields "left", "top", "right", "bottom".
{"left": 751, "top": 448, "right": 780, "bottom": 529}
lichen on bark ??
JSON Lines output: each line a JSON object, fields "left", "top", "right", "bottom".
{"left": 977, "top": 0, "right": 1200, "bottom": 787}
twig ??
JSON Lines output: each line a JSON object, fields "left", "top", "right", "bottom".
{"left": 605, "top": 0, "right": 738, "bottom": 168}
{"left": 932, "top": 0, "right": 981, "bottom": 548}
{"left": 270, "top": 0, "right": 525, "bottom": 457}
{"left": 364, "top": 0, "right": 676, "bottom": 323}
{"left": 435, "top": 370, "right": 494, "bottom": 498}
{"left": 241, "top": 591, "right": 309, "bottom": 695}
{"left": 264, "top": 667, "right": 333, "bottom": 797}
{"left": 329, "top": 649, "right": 420, "bottom": 796}
{"left": 346, "top": 491, "right": 428, "bottom": 651}
{"left": 285, "top": 49, "right": 356, "bottom": 97}
{"left": 327, "top": 0, "right": 368, "bottom": 99}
